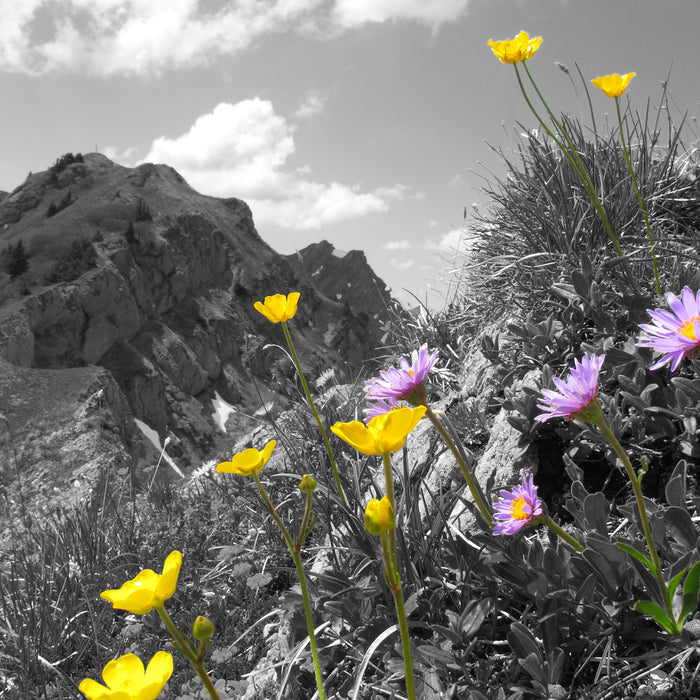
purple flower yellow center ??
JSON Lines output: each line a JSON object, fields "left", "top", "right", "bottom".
{"left": 510, "top": 495, "right": 533, "bottom": 521}
{"left": 678, "top": 316, "right": 700, "bottom": 341}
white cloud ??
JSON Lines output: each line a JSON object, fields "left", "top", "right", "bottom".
{"left": 294, "top": 92, "right": 326, "bottom": 120}
{"left": 383, "top": 240, "right": 412, "bottom": 250}
{"left": 0, "top": 0, "right": 470, "bottom": 76}
{"left": 390, "top": 258, "right": 415, "bottom": 271}
{"left": 425, "top": 228, "right": 467, "bottom": 252}
{"left": 331, "top": 0, "right": 469, "bottom": 28}
{"left": 133, "top": 99, "right": 404, "bottom": 230}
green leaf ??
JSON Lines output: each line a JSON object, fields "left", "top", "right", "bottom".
{"left": 679, "top": 561, "right": 700, "bottom": 627}
{"left": 508, "top": 622, "right": 542, "bottom": 664}
{"left": 616, "top": 542, "right": 655, "bottom": 572}
{"left": 668, "top": 566, "right": 689, "bottom": 603}
{"left": 634, "top": 600, "right": 677, "bottom": 634}
{"left": 663, "top": 506, "right": 696, "bottom": 549}
{"left": 519, "top": 651, "right": 550, "bottom": 687}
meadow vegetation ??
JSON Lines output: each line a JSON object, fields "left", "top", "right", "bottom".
{"left": 2, "top": 32, "right": 700, "bottom": 700}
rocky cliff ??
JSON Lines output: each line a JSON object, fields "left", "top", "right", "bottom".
{"left": 0, "top": 153, "right": 394, "bottom": 510}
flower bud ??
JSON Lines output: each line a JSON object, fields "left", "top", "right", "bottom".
{"left": 364, "top": 497, "right": 394, "bottom": 535}
{"left": 299, "top": 474, "right": 317, "bottom": 494}
{"left": 192, "top": 615, "right": 214, "bottom": 642}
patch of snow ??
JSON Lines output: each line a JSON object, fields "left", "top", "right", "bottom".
{"left": 331, "top": 248, "right": 348, "bottom": 258}
{"left": 212, "top": 391, "right": 236, "bottom": 433}
{"left": 134, "top": 418, "right": 184, "bottom": 478}
{"left": 312, "top": 266, "right": 323, "bottom": 276}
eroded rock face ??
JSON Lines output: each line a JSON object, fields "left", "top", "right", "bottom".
{"left": 0, "top": 154, "right": 395, "bottom": 487}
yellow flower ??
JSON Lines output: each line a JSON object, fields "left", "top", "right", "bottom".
{"left": 591, "top": 72, "right": 636, "bottom": 98}
{"left": 331, "top": 406, "right": 426, "bottom": 455}
{"left": 79, "top": 651, "right": 173, "bottom": 700}
{"left": 488, "top": 30, "right": 542, "bottom": 64}
{"left": 364, "top": 496, "right": 395, "bottom": 535}
{"left": 216, "top": 439, "right": 276, "bottom": 476}
{"left": 101, "top": 551, "right": 182, "bottom": 615}
{"left": 254, "top": 292, "right": 300, "bottom": 323}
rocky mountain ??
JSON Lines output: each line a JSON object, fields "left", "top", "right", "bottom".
{"left": 0, "top": 153, "right": 396, "bottom": 511}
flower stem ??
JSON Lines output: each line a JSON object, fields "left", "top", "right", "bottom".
{"left": 155, "top": 605, "right": 220, "bottom": 700}
{"left": 593, "top": 416, "right": 674, "bottom": 622}
{"left": 615, "top": 96, "right": 661, "bottom": 295}
{"left": 538, "top": 514, "right": 584, "bottom": 552}
{"left": 252, "top": 473, "right": 327, "bottom": 700}
{"left": 424, "top": 406, "right": 493, "bottom": 526}
{"left": 514, "top": 62, "right": 625, "bottom": 259}
{"left": 376, "top": 470, "right": 415, "bottom": 700}
{"left": 281, "top": 321, "right": 347, "bottom": 505}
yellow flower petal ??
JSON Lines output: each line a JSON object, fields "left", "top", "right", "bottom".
{"left": 77, "top": 678, "right": 109, "bottom": 699}
{"left": 330, "top": 420, "right": 378, "bottom": 455}
{"left": 253, "top": 292, "right": 300, "bottom": 323}
{"left": 155, "top": 550, "right": 182, "bottom": 603}
{"left": 80, "top": 652, "right": 173, "bottom": 700}
{"left": 365, "top": 496, "right": 395, "bottom": 535}
{"left": 591, "top": 72, "right": 636, "bottom": 98}
{"left": 488, "top": 30, "right": 542, "bottom": 64}
{"left": 143, "top": 651, "right": 174, "bottom": 698}
{"left": 216, "top": 440, "right": 276, "bottom": 476}
{"left": 332, "top": 406, "right": 426, "bottom": 455}
{"left": 100, "top": 552, "right": 181, "bottom": 615}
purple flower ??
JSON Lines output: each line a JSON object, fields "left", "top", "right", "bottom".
{"left": 535, "top": 353, "right": 605, "bottom": 423}
{"left": 493, "top": 474, "right": 543, "bottom": 535}
{"left": 637, "top": 287, "right": 700, "bottom": 371}
{"left": 364, "top": 344, "right": 438, "bottom": 420}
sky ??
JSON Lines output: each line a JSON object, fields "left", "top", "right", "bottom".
{"left": 0, "top": 0, "right": 698, "bottom": 307}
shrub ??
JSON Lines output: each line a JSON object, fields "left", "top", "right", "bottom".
{"left": 2, "top": 239, "right": 30, "bottom": 280}
{"left": 44, "top": 239, "right": 97, "bottom": 284}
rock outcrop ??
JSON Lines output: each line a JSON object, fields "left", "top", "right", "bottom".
{"left": 0, "top": 153, "right": 395, "bottom": 512}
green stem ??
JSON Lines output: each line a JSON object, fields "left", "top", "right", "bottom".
{"left": 515, "top": 62, "right": 625, "bottom": 259}
{"left": 615, "top": 96, "right": 662, "bottom": 295}
{"left": 155, "top": 605, "right": 220, "bottom": 700}
{"left": 281, "top": 321, "right": 347, "bottom": 505}
{"left": 424, "top": 406, "right": 493, "bottom": 526}
{"left": 593, "top": 416, "right": 673, "bottom": 620}
{"left": 252, "top": 473, "right": 327, "bottom": 700}
{"left": 379, "top": 528, "right": 415, "bottom": 699}
{"left": 538, "top": 514, "right": 584, "bottom": 552}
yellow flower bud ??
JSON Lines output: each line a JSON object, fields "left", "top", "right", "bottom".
{"left": 192, "top": 615, "right": 214, "bottom": 642}
{"left": 365, "top": 497, "right": 395, "bottom": 535}
{"left": 299, "top": 474, "right": 317, "bottom": 494}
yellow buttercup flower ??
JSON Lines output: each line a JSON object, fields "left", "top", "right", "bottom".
{"left": 216, "top": 439, "right": 276, "bottom": 476}
{"left": 365, "top": 496, "right": 395, "bottom": 535}
{"left": 100, "top": 551, "right": 182, "bottom": 615}
{"left": 254, "top": 292, "right": 300, "bottom": 323}
{"left": 331, "top": 406, "right": 426, "bottom": 455}
{"left": 591, "top": 72, "right": 636, "bottom": 98}
{"left": 79, "top": 651, "right": 173, "bottom": 700}
{"left": 488, "top": 30, "right": 542, "bottom": 64}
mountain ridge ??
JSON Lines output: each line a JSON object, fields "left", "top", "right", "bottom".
{"left": 0, "top": 153, "right": 397, "bottom": 514}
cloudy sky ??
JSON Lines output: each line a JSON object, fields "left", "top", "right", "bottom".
{"left": 0, "top": 0, "right": 698, "bottom": 305}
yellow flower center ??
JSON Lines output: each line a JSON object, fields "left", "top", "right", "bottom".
{"left": 510, "top": 496, "right": 531, "bottom": 521}
{"left": 678, "top": 315, "right": 700, "bottom": 341}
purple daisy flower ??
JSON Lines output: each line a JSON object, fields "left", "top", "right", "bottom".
{"left": 493, "top": 474, "right": 543, "bottom": 535}
{"left": 364, "top": 344, "right": 438, "bottom": 420}
{"left": 535, "top": 353, "right": 605, "bottom": 423}
{"left": 637, "top": 287, "right": 700, "bottom": 371}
